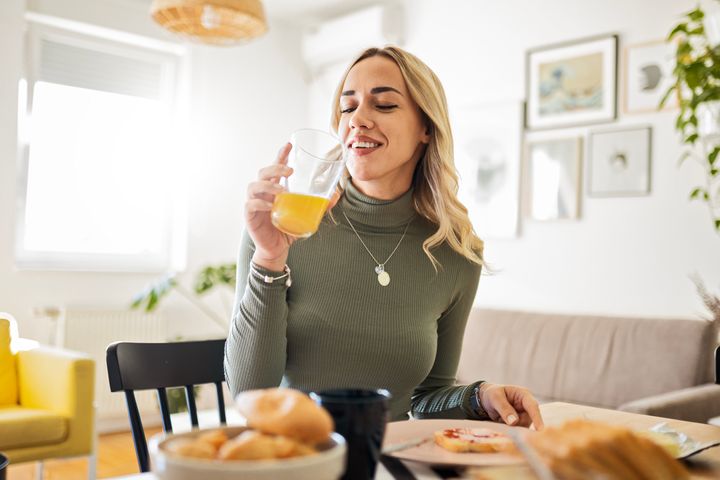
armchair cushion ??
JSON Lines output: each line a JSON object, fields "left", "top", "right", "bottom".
{"left": 0, "top": 406, "right": 67, "bottom": 450}
{"left": 618, "top": 383, "right": 720, "bottom": 423}
{"left": 0, "top": 319, "right": 18, "bottom": 405}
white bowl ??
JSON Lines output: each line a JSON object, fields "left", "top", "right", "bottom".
{"left": 149, "top": 426, "right": 346, "bottom": 480}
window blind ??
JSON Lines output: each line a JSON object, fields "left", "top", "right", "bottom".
{"left": 38, "top": 37, "right": 165, "bottom": 100}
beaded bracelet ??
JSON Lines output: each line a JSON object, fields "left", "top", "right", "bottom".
{"left": 250, "top": 262, "right": 292, "bottom": 287}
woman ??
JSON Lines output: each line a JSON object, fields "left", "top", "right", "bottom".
{"left": 226, "top": 46, "right": 543, "bottom": 428}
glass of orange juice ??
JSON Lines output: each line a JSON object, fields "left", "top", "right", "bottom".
{"left": 271, "top": 129, "right": 346, "bottom": 238}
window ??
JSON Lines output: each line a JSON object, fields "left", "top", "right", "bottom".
{"left": 16, "top": 21, "right": 188, "bottom": 272}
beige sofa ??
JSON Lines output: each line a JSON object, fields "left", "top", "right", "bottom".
{"left": 457, "top": 308, "right": 720, "bottom": 423}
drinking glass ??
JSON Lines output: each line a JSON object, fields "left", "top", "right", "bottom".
{"left": 310, "top": 388, "right": 391, "bottom": 480}
{"left": 271, "top": 129, "right": 346, "bottom": 238}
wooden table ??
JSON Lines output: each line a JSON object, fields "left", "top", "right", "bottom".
{"left": 114, "top": 402, "right": 720, "bottom": 479}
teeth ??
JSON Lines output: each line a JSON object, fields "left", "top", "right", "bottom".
{"left": 352, "top": 141, "right": 380, "bottom": 149}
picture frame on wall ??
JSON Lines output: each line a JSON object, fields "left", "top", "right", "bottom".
{"left": 453, "top": 102, "right": 523, "bottom": 239}
{"left": 524, "top": 137, "right": 582, "bottom": 221}
{"left": 526, "top": 34, "right": 618, "bottom": 130}
{"left": 623, "top": 40, "right": 678, "bottom": 114}
{"left": 588, "top": 126, "right": 652, "bottom": 197}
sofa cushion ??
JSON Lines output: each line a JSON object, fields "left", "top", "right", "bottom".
{"left": 457, "top": 309, "right": 716, "bottom": 409}
{"left": 0, "top": 319, "right": 18, "bottom": 406}
{"left": 0, "top": 406, "right": 68, "bottom": 450}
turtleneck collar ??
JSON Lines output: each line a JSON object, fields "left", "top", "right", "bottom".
{"left": 336, "top": 179, "right": 417, "bottom": 229}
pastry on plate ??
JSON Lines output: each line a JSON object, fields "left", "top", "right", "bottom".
{"left": 434, "top": 427, "right": 514, "bottom": 453}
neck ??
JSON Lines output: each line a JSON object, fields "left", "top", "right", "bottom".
{"left": 351, "top": 177, "right": 413, "bottom": 201}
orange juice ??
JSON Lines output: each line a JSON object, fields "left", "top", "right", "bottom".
{"left": 271, "top": 192, "right": 330, "bottom": 238}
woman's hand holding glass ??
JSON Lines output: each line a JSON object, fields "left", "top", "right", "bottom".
{"left": 245, "top": 143, "right": 296, "bottom": 272}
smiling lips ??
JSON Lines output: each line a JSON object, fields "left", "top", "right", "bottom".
{"left": 347, "top": 136, "right": 383, "bottom": 156}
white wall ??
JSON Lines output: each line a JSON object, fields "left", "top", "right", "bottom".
{"left": 405, "top": 0, "right": 720, "bottom": 318}
{"left": 0, "top": 0, "right": 308, "bottom": 341}
{"left": 2, "top": 0, "right": 719, "bottom": 344}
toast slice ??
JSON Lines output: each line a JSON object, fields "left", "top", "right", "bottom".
{"left": 434, "top": 428, "right": 514, "bottom": 453}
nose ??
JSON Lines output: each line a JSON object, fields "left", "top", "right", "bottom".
{"left": 348, "top": 104, "right": 374, "bottom": 130}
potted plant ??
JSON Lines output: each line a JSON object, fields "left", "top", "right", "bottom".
{"left": 664, "top": 3, "right": 720, "bottom": 324}
{"left": 131, "top": 263, "right": 236, "bottom": 330}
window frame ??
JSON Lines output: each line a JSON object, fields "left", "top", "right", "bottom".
{"left": 15, "top": 17, "right": 189, "bottom": 273}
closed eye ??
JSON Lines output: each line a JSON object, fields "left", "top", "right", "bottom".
{"left": 340, "top": 104, "right": 398, "bottom": 114}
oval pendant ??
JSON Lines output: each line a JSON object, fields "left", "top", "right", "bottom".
{"left": 377, "top": 271, "right": 390, "bottom": 286}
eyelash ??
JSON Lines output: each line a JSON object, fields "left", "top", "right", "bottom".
{"left": 340, "top": 105, "right": 398, "bottom": 114}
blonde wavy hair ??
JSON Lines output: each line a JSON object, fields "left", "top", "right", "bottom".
{"left": 330, "top": 46, "right": 484, "bottom": 269}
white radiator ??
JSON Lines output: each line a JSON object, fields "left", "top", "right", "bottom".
{"left": 58, "top": 308, "right": 168, "bottom": 432}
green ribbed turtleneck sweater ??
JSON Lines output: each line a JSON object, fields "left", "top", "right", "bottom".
{"left": 225, "top": 181, "right": 484, "bottom": 421}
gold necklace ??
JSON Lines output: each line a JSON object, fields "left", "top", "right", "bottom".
{"left": 342, "top": 211, "right": 412, "bottom": 287}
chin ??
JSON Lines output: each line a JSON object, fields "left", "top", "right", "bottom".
{"left": 346, "top": 161, "right": 379, "bottom": 182}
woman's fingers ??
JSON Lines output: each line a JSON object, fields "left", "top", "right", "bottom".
{"left": 245, "top": 198, "right": 274, "bottom": 215}
{"left": 276, "top": 142, "right": 292, "bottom": 165}
{"left": 247, "top": 180, "right": 285, "bottom": 201}
{"left": 483, "top": 386, "right": 520, "bottom": 426}
{"left": 520, "top": 393, "right": 545, "bottom": 430}
{"left": 258, "top": 164, "right": 293, "bottom": 183}
{"left": 256, "top": 143, "right": 293, "bottom": 183}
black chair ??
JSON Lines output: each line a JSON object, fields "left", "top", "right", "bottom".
{"left": 106, "top": 339, "right": 227, "bottom": 472}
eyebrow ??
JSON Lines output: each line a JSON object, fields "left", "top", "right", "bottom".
{"left": 341, "top": 86, "right": 403, "bottom": 97}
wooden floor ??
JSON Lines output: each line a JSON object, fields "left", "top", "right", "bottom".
{"left": 7, "top": 428, "right": 161, "bottom": 480}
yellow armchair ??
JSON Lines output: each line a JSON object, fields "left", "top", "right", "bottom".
{"left": 0, "top": 315, "right": 96, "bottom": 479}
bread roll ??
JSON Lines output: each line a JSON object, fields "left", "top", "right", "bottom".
{"left": 235, "top": 388, "right": 334, "bottom": 444}
{"left": 527, "top": 419, "right": 690, "bottom": 480}
{"left": 166, "top": 438, "right": 217, "bottom": 459}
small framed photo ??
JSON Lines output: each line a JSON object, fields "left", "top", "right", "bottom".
{"left": 524, "top": 137, "right": 582, "bottom": 221}
{"left": 588, "top": 126, "right": 652, "bottom": 197}
{"left": 526, "top": 34, "right": 618, "bottom": 130}
{"left": 623, "top": 40, "right": 678, "bottom": 114}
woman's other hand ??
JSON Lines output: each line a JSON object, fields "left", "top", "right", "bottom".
{"left": 245, "top": 143, "right": 295, "bottom": 271}
{"left": 478, "top": 383, "right": 545, "bottom": 430}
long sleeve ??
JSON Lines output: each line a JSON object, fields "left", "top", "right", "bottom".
{"left": 411, "top": 262, "right": 487, "bottom": 419}
{"left": 224, "top": 230, "right": 290, "bottom": 397}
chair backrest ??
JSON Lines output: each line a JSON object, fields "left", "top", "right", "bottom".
{"left": 106, "top": 339, "right": 227, "bottom": 472}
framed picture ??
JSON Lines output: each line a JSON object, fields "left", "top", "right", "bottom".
{"left": 453, "top": 102, "right": 523, "bottom": 238}
{"left": 524, "top": 137, "right": 582, "bottom": 220}
{"left": 623, "top": 40, "right": 678, "bottom": 114}
{"left": 526, "top": 34, "right": 618, "bottom": 130}
{"left": 588, "top": 126, "right": 652, "bottom": 196}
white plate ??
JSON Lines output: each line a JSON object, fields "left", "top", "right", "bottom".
{"left": 382, "top": 419, "right": 527, "bottom": 467}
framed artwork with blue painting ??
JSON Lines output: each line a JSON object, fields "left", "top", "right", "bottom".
{"left": 526, "top": 34, "right": 618, "bottom": 130}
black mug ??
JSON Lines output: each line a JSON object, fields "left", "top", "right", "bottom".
{"left": 0, "top": 452, "right": 8, "bottom": 480}
{"left": 310, "top": 388, "right": 391, "bottom": 480}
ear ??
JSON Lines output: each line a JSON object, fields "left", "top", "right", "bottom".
{"left": 421, "top": 126, "right": 431, "bottom": 144}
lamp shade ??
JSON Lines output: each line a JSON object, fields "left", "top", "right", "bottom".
{"left": 150, "top": 0, "right": 268, "bottom": 45}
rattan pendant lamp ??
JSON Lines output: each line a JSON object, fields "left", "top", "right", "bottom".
{"left": 151, "top": 0, "right": 268, "bottom": 45}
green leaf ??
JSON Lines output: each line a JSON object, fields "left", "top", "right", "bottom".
{"left": 704, "top": 191, "right": 710, "bottom": 200}
{"left": 686, "top": 133, "right": 699, "bottom": 144}
{"left": 668, "top": 23, "right": 689, "bottom": 40}
{"left": 715, "top": 219, "right": 720, "bottom": 230}
{"left": 688, "top": 8, "right": 704, "bottom": 22}
{"left": 147, "top": 290, "right": 158, "bottom": 311}
{"left": 711, "top": 168, "right": 719, "bottom": 176}
{"left": 676, "top": 114, "right": 686, "bottom": 130}
{"left": 659, "top": 85, "right": 677, "bottom": 109}
{"left": 710, "top": 147, "right": 720, "bottom": 165}
{"left": 690, "top": 187, "right": 705, "bottom": 199}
